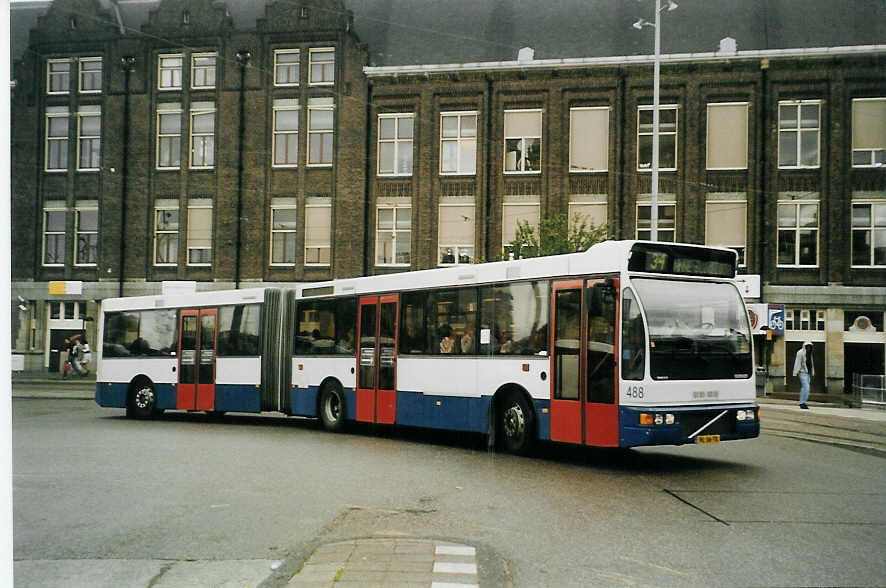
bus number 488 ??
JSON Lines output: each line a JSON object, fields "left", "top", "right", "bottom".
{"left": 626, "top": 386, "right": 645, "bottom": 399}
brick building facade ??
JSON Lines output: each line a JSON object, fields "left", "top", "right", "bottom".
{"left": 10, "top": 0, "right": 886, "bottom": 397}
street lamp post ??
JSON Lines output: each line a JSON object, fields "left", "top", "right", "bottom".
{"left": 634, "top": 0, "right": 677, "bottom": 242}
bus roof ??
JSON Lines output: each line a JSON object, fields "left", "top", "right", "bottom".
{"left": 100, "top": 287, "right": 269, "bottom": 312}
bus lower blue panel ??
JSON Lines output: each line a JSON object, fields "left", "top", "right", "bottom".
{"left": 155, "top": 384, "right": 177, "bottom": 409}
{"left": 396, "top": 391, "right": 489, "bottom": 433}
{"left": 534, "top": 399, "right": 551, "bottom": 441}
{"left": 345, "top": 388, "right": 357, "bottom": 421}
{"left": 619, "top": 405, "right": 760, "bottom": 447}
{"left": 291, "top": 386, "right": 319, "bottom": 417}
{"left": 215, "top": 385, "right": 261, "bottom": 413}
{"left": 96, "top": 383, "right": 127, "bottom": 408}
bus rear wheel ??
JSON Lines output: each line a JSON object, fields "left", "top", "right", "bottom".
{"left": 127, "top": 382, "right": 158, "bottom": 419}
{"left": 319, "top": 383, "right": 346, "bottom": 432}
{"left": 498, "top": 392, "right": 534, "bottom": 455}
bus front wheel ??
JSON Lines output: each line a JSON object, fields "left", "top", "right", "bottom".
{"left": 319, "top": 383, "right": 346, "bottom": 432}
{"left": 498, "top": 392, "right": 534, "bottom": 455}
{"left": 127, "top": 382, "right": 158, "bottom": 419}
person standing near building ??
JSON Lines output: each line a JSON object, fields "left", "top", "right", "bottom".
{"left": 792, "top": 341, "right": 814, "bottom": 409}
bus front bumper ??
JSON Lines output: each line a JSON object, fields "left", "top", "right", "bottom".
{"left": 619, "top": 404, "right": 760, "bottom": 447}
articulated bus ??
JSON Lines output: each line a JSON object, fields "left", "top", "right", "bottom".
{"left": 96, "top": 240, "right": 759, "bottom": 453}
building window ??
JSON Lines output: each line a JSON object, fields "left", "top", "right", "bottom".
{"left": 502, "top": 202, "right": 540, "bottom": 255}
{"left": 504, "top": 109, "right": 541, "bottom": 173}
{"left": 778, "top": 100, "right": 820, "bottom": 168}
{"left": 309, "top": 48, "right": 334, "bottom": 85}
{"left": 706, "top": 103, "right": 748, "bottom": 170}
{"left": 47, "top": 59, "right": 70, "bottom": 94}
{"left": 191, "top": 53, "right": 217, "bottom": 89}
{"left": 158, "top": 54, "right": 183, "bottom": 90}
{"left": 308, "top": 98, "right": 334, "bottom": 166}
{"left": 75, "top": 206, "right": 98, "bottom": 266}
{"left": 45, "top": 107, "right": 69, "bottom": 171}
{"left": 190, "top": 102, "right": 215, "bottom": 169}
{"left": 43, "top": 206, "right": 66, "bottom": 266}
{"left": 777, "top": 201, "right": 818, "bottom": 266}
{"left": 438, "top": 204, "right": 475, "bottom": 265}
{"left": 567, "top": 199, "right": 607, "bottom": 232}
{"left": 851, "top": 202, "right": 886, "bottom": 267}
{"left": 270, "top": 203, "right": 297, "bottom": 266}
{"left": 157, "top": 103, "right": 182, "bottom": 169}
{"left": 636, "top": 203, "right": 676, "bottom": 242}
{"left": 638, "top": 105, "right": 678, "bottom": 171}
{"left": 186, "top": 201, "right": 212, "bottom": 266}
{"left": 851, "top": 98, "right": 886, "bottom": 167}
{"left": 378, "top": 114, "right": 413, "bottom": 176}
{"left": 273, "top": 99, "right": 300, "bottom": 167}
{"left": 376, "top": 205, "right": 411, "bottom": 266}
{"left": 77, "top": 106, "right": 101, "bottom": 171}
{"left": 78, "top": 57, "right": 102, "bottom": 93}
{"left": 305, "top": 201, "right": 332, "bottom": 266}
{"left": 440, "top": 112, "right": 477, "bottom": 175}
{"left": 153, "top": 206, "right": 179, "bottom": 265}
{"left": 274, "top": 49, "right": 300, "bottom": 86}
{"left": 786, "top": 309, "right": 826, "bottom": 332}
{"left": 570, "top": 107, "right": 609, "bottom": 172}
{"left": 705, "top": 200, "right": 747, "bottom": 266}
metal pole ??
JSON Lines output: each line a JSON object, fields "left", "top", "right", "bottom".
{"left": 118, "top": 57, "right": 135, "bottom": 297}
{"left": 650, "top": 0, "right": 661, "bottom": 242}
{"left": 234, "top": 51, "right": 251, "bottom": 289}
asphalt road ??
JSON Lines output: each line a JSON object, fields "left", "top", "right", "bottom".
{"left": 12, "top": 397, "right": 886, "bottom": 587}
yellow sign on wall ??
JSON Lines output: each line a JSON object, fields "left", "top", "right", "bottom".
{"left": 48, "top": 281, "right": 83, "bottom": 295}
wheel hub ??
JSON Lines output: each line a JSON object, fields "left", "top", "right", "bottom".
{"left": 325, "top": 394, "right": 340, "bottom": 422}
{"left": 135, "top": 388, "right": 154, "bottom": 410}
{"left": 503, "top": 403, "right": 525, "bottom": 438}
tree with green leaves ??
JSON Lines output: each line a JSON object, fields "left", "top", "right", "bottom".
{"left": 506, "top": 213, "right": 608, "bottom": 259}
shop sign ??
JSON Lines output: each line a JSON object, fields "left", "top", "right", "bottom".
{"left": 734, "top": 274, "right": 760, "bottom": 298}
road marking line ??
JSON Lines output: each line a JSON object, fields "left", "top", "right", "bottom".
{"left": 436, "top": 545, "right": 476, "bottom": 557}
{"left": 434, "top": 562, "right": 477, "bottom": 574}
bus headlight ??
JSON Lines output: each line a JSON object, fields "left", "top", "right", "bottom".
{"left": 654, "top": 414, "right": 663, "bottom": 425}
{"left": 665, "top": 413, "right": 675, "bottom": 425}
{"left": 737, "top": 409, "right": 756, "bottom": 421}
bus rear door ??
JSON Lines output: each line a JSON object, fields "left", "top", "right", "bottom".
{"left": 356, "top": 295, "right": 399, "bottom": 424}
{"left": 550, "top": 279, "right": 619, "bottom": 447}
{"left": 177, "top": 308, "right": 218, "bottom": 411}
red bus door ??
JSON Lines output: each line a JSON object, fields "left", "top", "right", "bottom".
{"left": 356, "top": 295, "right": 399, "bottom": 424}
{"left": 550, "top": 279, "right": 619, "bottom": 446}
{"left": 177, "top": 308, "right": 218, "bottom": 411}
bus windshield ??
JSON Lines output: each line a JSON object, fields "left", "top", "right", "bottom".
{"left": 632, "top": 278, "right": 752, "bottom": 381}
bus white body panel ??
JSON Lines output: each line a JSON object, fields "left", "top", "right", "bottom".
{"left": 98, "top": 358, "right": 177, "bottom": 385}
{"left": 217, "top": 357, "right": 262, "bottom": 386}
{"left": 620, "top": 378, "right": 756, "bottom": 407}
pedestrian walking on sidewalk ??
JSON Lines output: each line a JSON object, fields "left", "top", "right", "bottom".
{"left": 792, "top": 340, "right": 814, "bottom": 409}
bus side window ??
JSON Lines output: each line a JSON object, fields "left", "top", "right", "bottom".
{"left": 399, "top": 292, "right": 428, "bottom": 354}
{"left": 621, "top": 288, "right": 645, "bottom": 380}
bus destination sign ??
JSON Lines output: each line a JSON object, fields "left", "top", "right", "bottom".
{"left": 628, "top": 243, "right": 736, "bottom": 279}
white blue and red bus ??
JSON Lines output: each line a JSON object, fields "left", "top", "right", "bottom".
{"left": 96, "top": 240, "right": 759, "bottom": 453}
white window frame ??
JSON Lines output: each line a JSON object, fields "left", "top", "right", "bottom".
{"left": 777, "top": 200, "right": 819, "bottom": 267}
{"left": 189, "top": 102, "right": 216, "bottom": 169}
{"left": 78, "top": 57, "right": 102, "bottom": 94}
{"left": 375, "top": 205, "right": 411, "bottom": 267}
{"left": 308, "top": 47, "right": 335, "bottom": 86}
{"left": 851, "top": 201, "right": 886, "bottom": 267}
{"left": 569, "top": 106, "right": 609, "bottom": 173}
{"left": 45, "top": 107, "right": 69, "bottom": 172}
{"left": 270, "top": 202, "right": 298, "bottom": 267}
{"left": 190, "top": 52, "right": 217, "bottom": 90}
{"left": 274, "top": 49, "right": 300, "bottom": 87}
{"left": 501, "top": 202, "right": 541, "bottom": 256}
{"left": 158, "top": 54, "right": 183, "bottom": 90}
{"left": 637, "top": 105, "right": 678, "bottom": 172}
{"left": 377, "top": 113, "right": 414, "bottom": 177}
{"left": 308, "top": 99, "right": 334, "bottom": 167}
{"left": 305, "top": 201, "right": 332, "bottom": 267}
{"left": 504, "top": 109, "right": 542, "bottom": 174}
{"left": 153, "top": 205, "right": 179, "bottom": 266}
{"left": 636, "top": 203, "right": 676, "bottom": 242}
{"left": 76, "top": 106, "right": 101, "bottom": 172}
{"left": 272, "top": 99, "right": 300, "bottom": 168}
{"left": 42, "top": 205, "right": 66, "bottom": 267}
{"left": 851, "top": 98, "right": 886, "bottom": 168}
{"left": 186, "top": 201, "right": 213, "bottom": 267}
{"left": 706, "top": 102, "right": 749, "bottom": 170}
{"left": 74, "top": 205, "right": 98, "bottom": 266}
{"left": 778, "top": 100, "right": 821, "bottom": 169}
{"left": 440, "top": 111, "right": 478, "bottom": 176}
{"left": 705, "top": 199, "right": 747, "bottom": 267}
{"left": 47, "top": 59, "right": 71, "bottom": 95}
{"left": 156, "top": 103, "right": 182, "bottom": 170}
{"left": 438, "top": 203, "right": 475, "bottom": 266}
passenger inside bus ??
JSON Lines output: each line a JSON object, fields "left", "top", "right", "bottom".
{"left": 439, "top": 324, "right": 456, "bottom": 353}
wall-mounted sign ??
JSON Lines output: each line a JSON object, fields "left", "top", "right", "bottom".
{"left": 734, "top": 274, "right": 760, "bottom": 298}
{"left": 746, "top": 302, "right": 785, "bottom": 335}
{"left": 48, "top": 281, "right": 83, "bottom": 295}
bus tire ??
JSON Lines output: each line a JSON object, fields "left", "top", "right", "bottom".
{"left": 319, "top": 383, "right": 346, "bottom": 432}
{"left": 498, "top": 390, "right": 535, "bottom": 455}
{"left": 127, "top": 381, "right": 158, "bottom": 419}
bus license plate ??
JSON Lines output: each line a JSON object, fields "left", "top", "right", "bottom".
{"left": 696, "top": 435, "right": 720, "bottom": 444}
